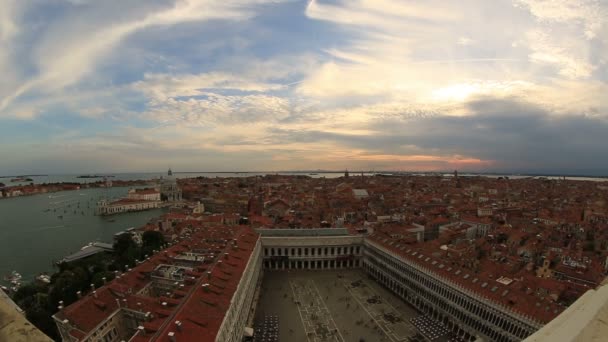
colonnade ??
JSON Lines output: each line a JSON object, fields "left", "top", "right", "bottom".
{"left": 262, "top": 245, "right": 362, "bottom": 270}
{"left": 363, "top": 242, "right": 541, "bottom": 342}
{"left": 258, "top": 237, "right": 543, "bottom": 342}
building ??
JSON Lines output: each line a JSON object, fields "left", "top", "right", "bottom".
{"left": 353, "top": 189, "right": 369, "bottom": 200}
{"left": 160, "top": 169, "right": 182, "bottom": 202}
{"left": 128, "top": 188, "right": 161, "bottom": 202}
{"left": 96, "top": 198, "right": 160, "bottom": 215}
{"left": 53, "top": 226, "right": 261, "bottom": 342}
{"left": 258, "top": 228, "right": 364, "bottom": 270}
{"left": 55, "top": 225, "right": 597, "bottom": 342}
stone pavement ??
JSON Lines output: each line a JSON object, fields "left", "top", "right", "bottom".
{"left": 255, "top": 270, "right": 420, "bottom": 342}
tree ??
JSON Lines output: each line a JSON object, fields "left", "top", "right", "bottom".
{"left": 113, "top": 233, "right": 139, "bottom": 268}
{"left": 142, "top": 230, "right": 165, "bottom": 250}
{"left": 14, "top": 288, "right": 58, "bottom": 340}
{"left": 48, "top": 267, "right": 89, "bottom": 308}
{"left": 142, "top": 230, "right": 165, "bottom": 256}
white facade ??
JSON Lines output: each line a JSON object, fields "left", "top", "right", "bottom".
{"left": 261, "top": 235, "right": 365, "bottom": 270}
{"left": 127, "top": 189, "right": 161, "bottom": 201}
{"left": 160, "top": 169, "right": 182, "bottom": 202}
{"left": 96, "top": 199, "right": 160, "bottom": 215}
{"left": 216, "top": 239, "right": 263, "bottom": 342}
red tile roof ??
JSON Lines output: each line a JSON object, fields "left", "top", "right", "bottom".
{"left": 367, "top": 233, "right": 567, "bottom": 324}
{"left": 55, "top": 224, "right": 259, "bottom": 342}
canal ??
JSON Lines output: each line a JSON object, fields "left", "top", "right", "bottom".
{"left": 0, "top": 186, "right": 164, "bottom": 283}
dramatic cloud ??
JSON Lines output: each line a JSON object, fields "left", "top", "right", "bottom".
{"left": 0, "top": 0, "right": 606, "bottom": 175}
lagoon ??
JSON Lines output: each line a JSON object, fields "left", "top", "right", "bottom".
{"left": 0, "top": 186, "right": 163, "bottom": 283}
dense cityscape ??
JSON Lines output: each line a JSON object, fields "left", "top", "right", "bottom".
{"left": 2, "top": 170, "right": 607, "bottom": 341}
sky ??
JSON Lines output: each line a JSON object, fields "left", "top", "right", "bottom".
{"left": 0, "top": 0, "right": 607, "bottom": 175}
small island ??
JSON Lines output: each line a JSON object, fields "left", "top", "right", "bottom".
{"left": 10, "top": 177, "right": 33, "bottom": 182}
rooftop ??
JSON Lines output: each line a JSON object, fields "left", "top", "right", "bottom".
{"left": 54, "top": 225, "right": 259, "bottom": 342}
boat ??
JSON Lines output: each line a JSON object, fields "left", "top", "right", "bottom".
{"left": 3, "top": 271, "right": 22, "bottom": 285}
{"left": 35, "top": 273, "right": 51, "bottom": 284}
{"left": 81, "top": 242, "right": 94, "bottom": 250}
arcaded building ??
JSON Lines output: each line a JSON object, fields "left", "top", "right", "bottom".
{"left": 53, "top": 226, "right": 261, "bottom": 342}
{"left": 54, "top": 225, "right": 595, "bottom": 342}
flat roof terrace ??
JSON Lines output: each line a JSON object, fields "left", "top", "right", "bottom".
{"left": 255, "top": 269, "right": 422, "bottom": 342}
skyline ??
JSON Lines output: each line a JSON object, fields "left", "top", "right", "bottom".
{"left": 1, "top": 0, "right": 607, "bottom": 175}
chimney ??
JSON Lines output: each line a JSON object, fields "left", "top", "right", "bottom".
{"left": 90, "top": 283, "right": 95, "bottom": 291}
{"left": 168, "top": 332, "right": 176, "bottom": 342}
{"left": 76, "top": 291, "right": 82, "bottom": 299}
{"left": 162, "top": 302, "right": 168, "bottom": 307}
{"left": 102, "top": 277, "right": 107, "bottom": 285}
{"left": 217, "top": 260, "right": 223, "bottom": 267}
{"left": 175, "top": 320, "right": 182, "bottom": 331}
{"left": 58, "top": 300, "right": 64, "bottom": 310}
{"left": 207, "top": 271, "right": 212, "bottom": 279}
{"left": 224, "top": 253, "right": 229, "bottom": 260}
{"left": 93, "top": 290, "right": 98, "bottom": 298}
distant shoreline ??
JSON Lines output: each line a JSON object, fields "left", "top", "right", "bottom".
{"left": 1, "top": 171, "right": 606, "bottom": 179}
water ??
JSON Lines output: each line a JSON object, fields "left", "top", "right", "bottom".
{"left": 0, "top": 172, "right": 352, "bottom": 186}
{"left": 0, "top": 187, "right": 164, "bottom": 283}
{"left": 2, "top": 172, "right": 605, "bottom": 187}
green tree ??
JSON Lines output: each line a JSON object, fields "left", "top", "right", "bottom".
{"left": 113, "top": 233, "right": 139, "bottom": 268}
{"left": 48, "top": 267, "right": 89, "bottom": 308}
{"left": 142, "top": 230, "right": 165, "bottom": 251}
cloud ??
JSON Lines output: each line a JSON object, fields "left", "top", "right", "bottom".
{"left": 515, "top": 0, "right": 607, "bottom": 39}
{"left": 134, "top": 72, "right": 285, "bottom": 102}
{"left": 0, "top": 0, "right": 289, "bottom": 113}
{"left": 0, "top": 0, "right": 606, "bottom": 174}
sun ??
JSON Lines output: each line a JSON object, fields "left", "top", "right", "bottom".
{"left": 431, "top": 83, "right": 479, "bottom": 102}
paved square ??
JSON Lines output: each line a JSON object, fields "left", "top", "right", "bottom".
{"left": 255, "top": 269, "right": 420, "bottom": 342}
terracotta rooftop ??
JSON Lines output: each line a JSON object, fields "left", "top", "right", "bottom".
{"left": 54, "top": 225, "right": 259, "bottom": 342}
{"left": 367, "top": 233, "right": 568, "bottom": 324}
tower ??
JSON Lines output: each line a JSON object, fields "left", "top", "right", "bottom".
{"left": 344, "top": 169, "right": 349, "bottom": 178}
